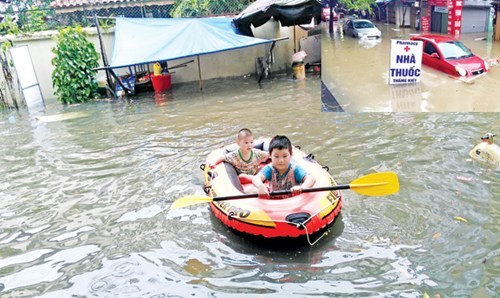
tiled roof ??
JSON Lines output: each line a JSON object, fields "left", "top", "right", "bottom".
{"left": 50, "top": 0, "right": 145, "bottom": 9}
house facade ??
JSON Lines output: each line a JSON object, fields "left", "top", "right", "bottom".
{"left": 493, "top": 0, "right": 500, "bottom": 40}
{"left": 383, "top": 0, "right": 492, "bottom": 37}
{"left": 423, "top": 0, "right": 491, "bottom": 34}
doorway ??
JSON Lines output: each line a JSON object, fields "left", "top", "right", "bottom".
{"left": 431, "top": 6, "right": 448, "bottom": 34}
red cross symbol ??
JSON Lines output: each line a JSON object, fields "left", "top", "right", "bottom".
{"left": 404, "top": 46, "right": 411, "bottom": 52}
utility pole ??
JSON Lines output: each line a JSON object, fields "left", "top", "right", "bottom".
{"left": 325, "top": 0, "right": 336, "bottom": 33}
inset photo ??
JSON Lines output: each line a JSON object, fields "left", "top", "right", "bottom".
{"left": 321, "top": 0, "right": 500, "bottom": 112}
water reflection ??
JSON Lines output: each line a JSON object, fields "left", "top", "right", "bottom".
{"left": 0, "top": 245, "right": 100, "bottom": 293}
{"left": 33, "top": 212, "right": 435, "bottom": 297}
{"left": 49, "top": 226, "right": 95, "bottom": 242}
{"left": 116, "top": 204, "right": 166, "bottom": 223}
{"left": 390, "top": 83, "right": 424, "bottom": 112}
{"left": 357, "top": 37, "right": 382, "bottom": 49}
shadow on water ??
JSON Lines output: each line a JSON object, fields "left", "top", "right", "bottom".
{"left": 208, "top": 210, "right": 346, "bottom": 253}
{"left": 321, "top": 80, "right": 344, "bottom": 112}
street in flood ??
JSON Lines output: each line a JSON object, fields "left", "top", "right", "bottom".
{"left": 322, "top": 21, "right": 500, "bottom": 112}
{"left": 0, "top": 74, "right": 498, "bottom": 296}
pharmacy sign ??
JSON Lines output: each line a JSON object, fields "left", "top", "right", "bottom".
{"left": 389, "top": 39, "right": 423, "bottom": 85}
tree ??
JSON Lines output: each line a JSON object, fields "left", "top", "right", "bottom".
{"left": 324, "top": 0, "right": 376, "bottom": 14}
{"left": 339, "top": 0, "right": 376, "bottom": 13}
{"left": 6, "top": 0, "right": 55, "bottom": 34}
{"left": 324, "top": 0, "right": 376, "bottom": 32}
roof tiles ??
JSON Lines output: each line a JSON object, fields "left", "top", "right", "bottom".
{"left": 50, "top": 0, "right": 140, "bottom": 8}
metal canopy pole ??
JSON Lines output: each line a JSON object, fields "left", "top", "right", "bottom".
{"left": 293, "top": 26, "right": 296, "bottom": 53}
{"left": 197, "top": 55, "right": 203, "bottom": 90}
{"left": 94, "top": 14, "right": 112, "bottom": 89}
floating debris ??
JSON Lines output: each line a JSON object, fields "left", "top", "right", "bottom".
{"left": 36, "top": 111, "right": 89, "bottom": 123}
{"left": 456, "top": 176, "right": 473, "bottom": 182}
{"left": 469, "top": 133, "right": 500, "bottom": 167}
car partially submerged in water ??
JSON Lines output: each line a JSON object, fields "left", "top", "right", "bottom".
{"left": 343, "top": 19, "right": 381, "bottom": 39}
{"left": 410, "top": 34, "right": 489, "bottom": 77}
{"left": 321, "top": 6, "right": 337, "bottom": 22}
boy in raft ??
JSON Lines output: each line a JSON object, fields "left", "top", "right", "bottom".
{"left": 207, "top": 128, "right": 269, "bottom": 185}
{"left": 252, "top": 135, "right": 315, "bottom": 199}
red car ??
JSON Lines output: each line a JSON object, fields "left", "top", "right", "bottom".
{"left": 410, "top": 34, "right": 489, "bottom": 77}
{"left": 321, "top": 7, "right": 338, "bottom": 22}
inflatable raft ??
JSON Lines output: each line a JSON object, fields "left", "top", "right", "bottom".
{"left": 202, "top": 139, "right": 342, "bottom": 242}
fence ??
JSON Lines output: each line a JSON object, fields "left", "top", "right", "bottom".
{"left": 1, "top": 0, "right": 253, "bottom": 34}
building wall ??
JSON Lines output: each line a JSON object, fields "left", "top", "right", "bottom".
{"left": 462, "top": 7, "right": 490, "bottom": 33}
{"left": 426, "top": 0, "right": 491, "bottom": 34}
{"left": 388, "top": 2, "right": 413, "bottom": 27}
{"left": 496, "top": 8, "right": 500, "bottom": 40}
{"left": 2, "top": 18, "right": 307, "bottom": 102}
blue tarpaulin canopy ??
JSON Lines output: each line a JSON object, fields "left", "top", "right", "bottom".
{"left": 109, "top": 17, "right": 274, "bottom": 69}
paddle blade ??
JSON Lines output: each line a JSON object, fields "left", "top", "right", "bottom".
{"left": 170, "top": 195, "right": 214, "bottom": 209}
{"left": 349, "top": 172, "right": 399, "bottom": 196}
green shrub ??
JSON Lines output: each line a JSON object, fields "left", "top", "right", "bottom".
{"left": 51, "top": 27, "right": 99, "bottom": 104}
{"left": 0, "top": 15, "right": 20, "bottom": 36}
{"left": 19, "top": 8, "right": 49, "bottom": 33}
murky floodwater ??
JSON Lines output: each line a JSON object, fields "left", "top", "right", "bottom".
{"left": 0, "top": 73, "right": 499, "bottom": 297}
{"left": 322, "top": 21, "right": 500, "bottom": 112}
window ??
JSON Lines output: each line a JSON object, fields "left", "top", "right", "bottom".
{"left": 424, "top": 41, "right": 437, "bottom": 55}
{"left": 438, "top": 41, "right": 473, "bottom": 59}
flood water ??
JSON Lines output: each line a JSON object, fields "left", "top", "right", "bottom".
{"left": 322, "top": 21, "right": 500, "bottom": 112}
{"left": 0, "top": 73, "right": 499, "bottom": 297}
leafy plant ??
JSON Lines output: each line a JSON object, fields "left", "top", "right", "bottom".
{"left": 171, "top": 0, "right": 208, "bottom": 17}
{"left": 98, "top": 17, "right": 115, "bottom": 30}
{"left": 51, "top": 27, "right": 99, "bottom": 104}
{"left": 340, "top": 0, "right": 375, "bottom": 13}
{"left": 6, "top": 0, "right": 54, "bottom": 34}
{"left": 330, "top": 0, "right": 376, "bottom": 14}
{"left": 0, "top": 15, "right": 20, "bottom": 36}
{"left": 19, "top": 8, "right": 49, "bottom": 33}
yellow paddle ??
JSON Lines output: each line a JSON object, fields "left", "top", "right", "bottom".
{"left": 170, "top": 172, "right": 399, "bottom": 210}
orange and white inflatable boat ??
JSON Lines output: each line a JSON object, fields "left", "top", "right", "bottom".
{"left": 202, "top": 139, "right": 343, "bottom": 242}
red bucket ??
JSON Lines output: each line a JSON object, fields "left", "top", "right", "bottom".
{"left": 151, "top": 73, "right": 172, "bottom": 92}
